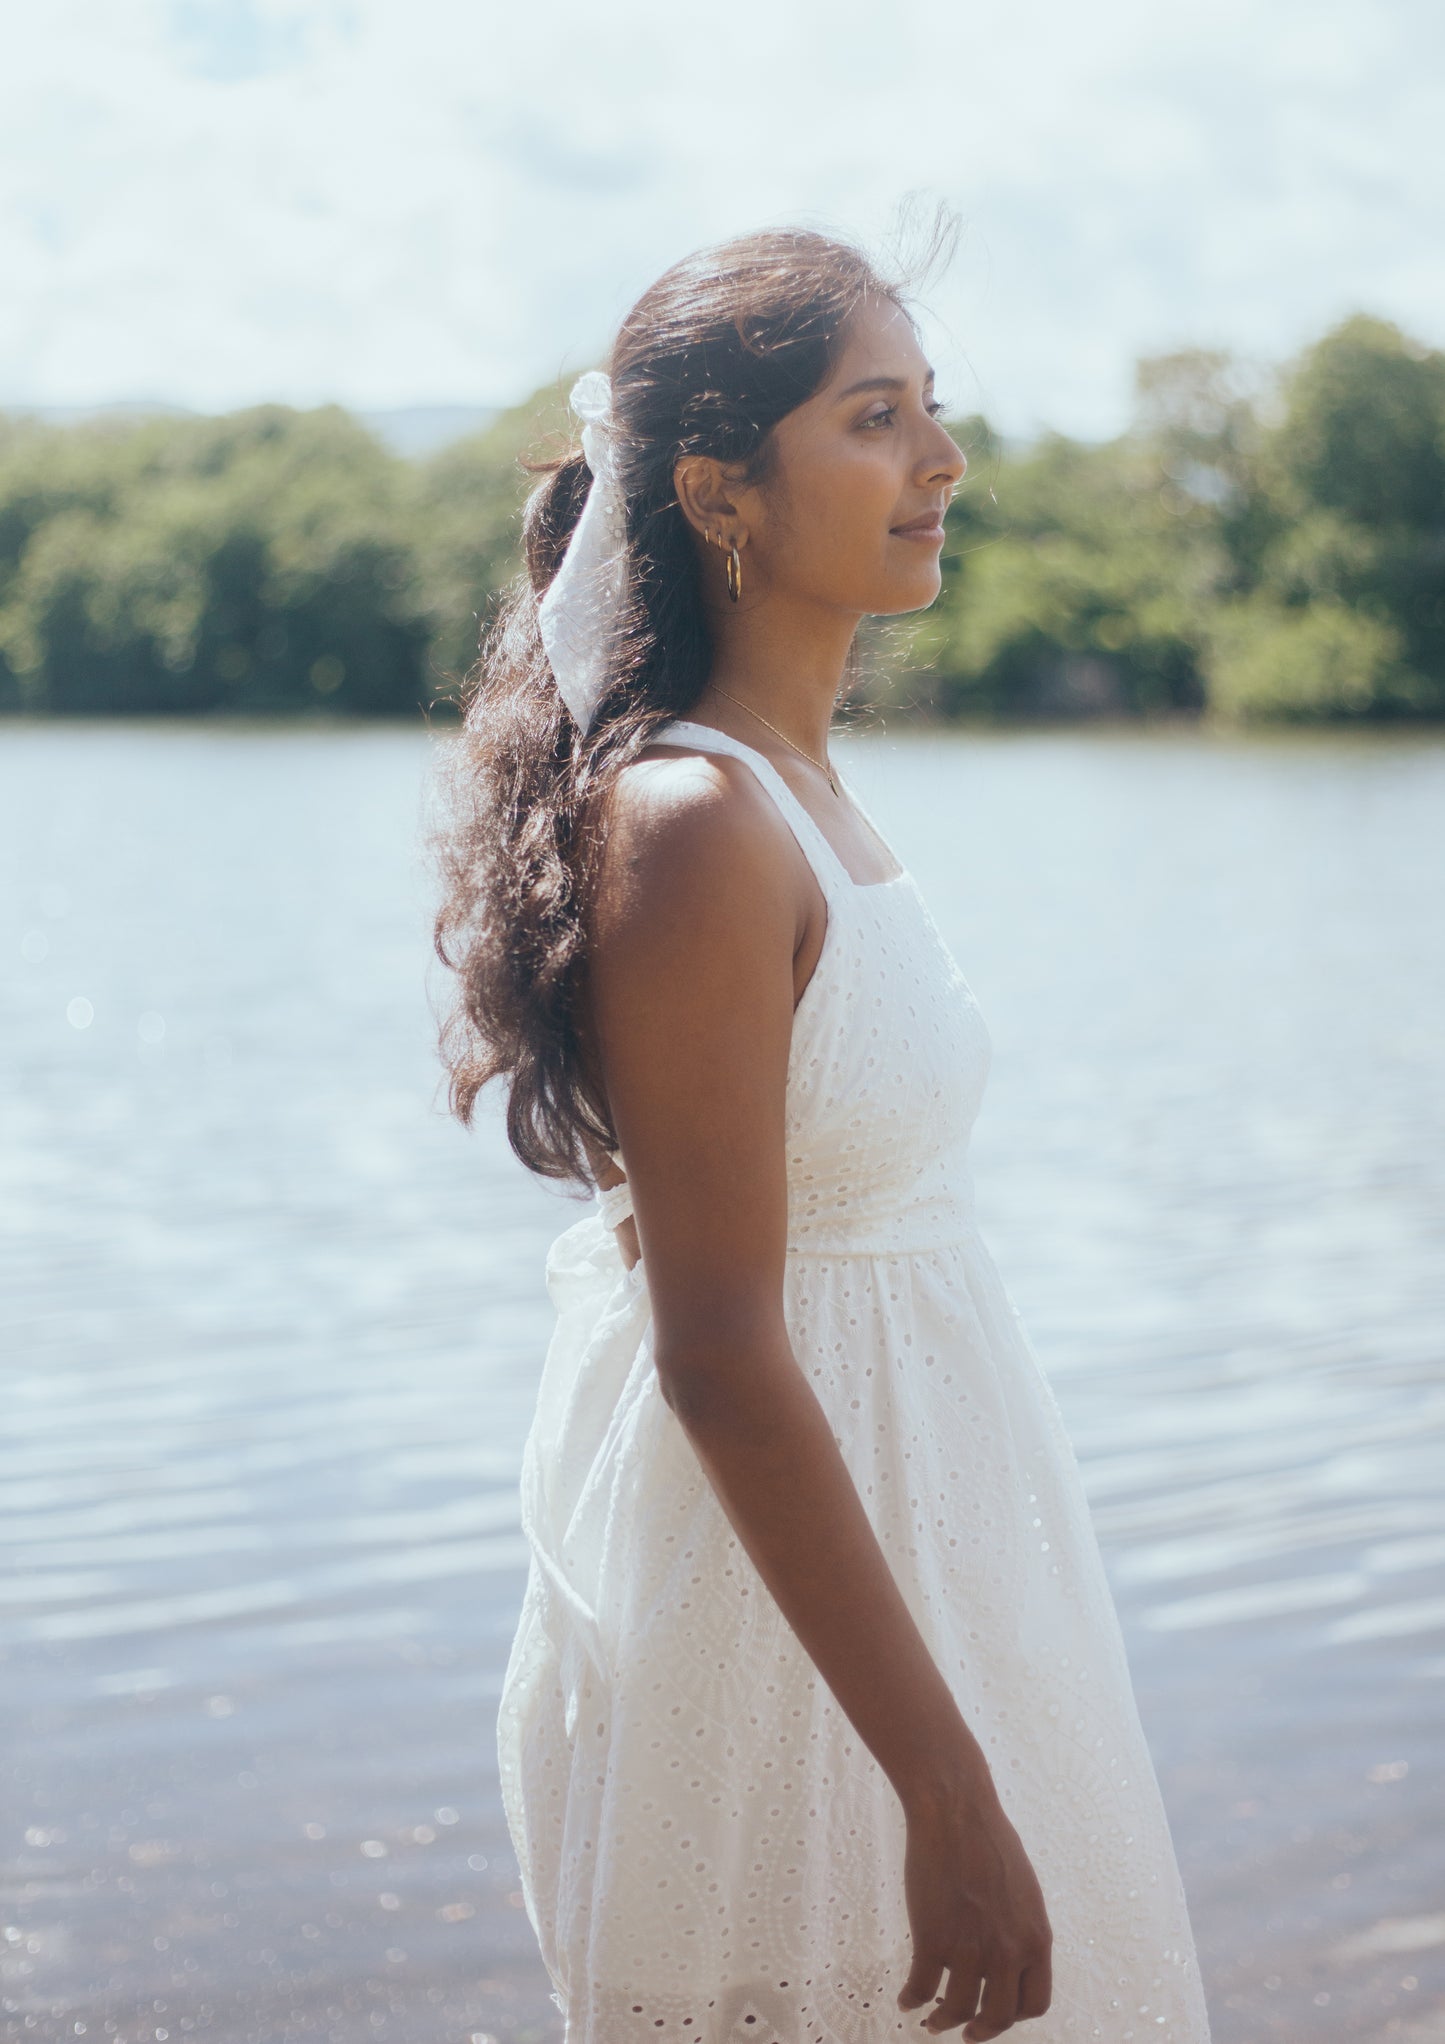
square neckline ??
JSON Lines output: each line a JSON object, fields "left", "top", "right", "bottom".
{"left": 643, "top": 718, "right": 911, "bottom": 894}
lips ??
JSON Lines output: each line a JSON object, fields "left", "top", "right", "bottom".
{"left": 890, "top": 508, "right": 948, "bottom": 536}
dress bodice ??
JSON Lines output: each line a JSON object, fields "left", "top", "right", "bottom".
{"left": 598, "top": 719, "right": 993, "bottom": 1256}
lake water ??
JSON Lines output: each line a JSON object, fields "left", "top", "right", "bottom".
{"left": 2, "top": 719, "right": 1442, "bottom": 2044}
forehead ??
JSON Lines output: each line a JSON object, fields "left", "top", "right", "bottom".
{"left": 825, "top": 295, "right": 927, "bottom": 386}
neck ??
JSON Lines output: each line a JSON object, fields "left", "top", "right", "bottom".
{"left": 694, "top": 591, "right": 860, "bottom": 761}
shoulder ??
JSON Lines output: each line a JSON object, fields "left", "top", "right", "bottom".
{"left": 596, "top": 743, "right": 805, "bottom": 926}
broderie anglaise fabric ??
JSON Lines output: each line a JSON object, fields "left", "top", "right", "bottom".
{"left": 497, "top": 720, "right": 1213, "bottom": 2043}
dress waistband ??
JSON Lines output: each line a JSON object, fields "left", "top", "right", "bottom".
{"left": 594, "top": 1165, "right": 977, "bottom": 1259}
{"left": 595, "top": 1177, "right": 635, "bottom": 1230}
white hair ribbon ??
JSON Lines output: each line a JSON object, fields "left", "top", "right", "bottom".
{"left": 537, "top": 370, "right": 629, "bottom": 736}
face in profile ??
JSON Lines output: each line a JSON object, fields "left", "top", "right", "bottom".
{"left": 731, "top": 294, "right": 968, "bottom": 621}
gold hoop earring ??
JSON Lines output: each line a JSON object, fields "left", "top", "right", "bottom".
{"left": 726, "top": 541, "right": 742, "bottom": 604}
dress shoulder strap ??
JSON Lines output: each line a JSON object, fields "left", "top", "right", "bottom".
{"left": 594, "top": 720, "right": 848, "bottom": 1232}
{"left": 648, "top": 718, "right": 852, "bottom": 902}
{"left": 832, "top": 763, "right": 891, "bottom": 861}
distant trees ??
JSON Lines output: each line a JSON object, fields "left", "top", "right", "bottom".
{"left": 889, "top": 314, "right": 1445, "bottom": 723}
{"left": 407, "top": 382, "right": 569, "bottom": 690}
{"left": 898, "top": 420, "right": 1218, "bottom": 718}
{"left": 0, "top": 406, "right": 430, "bottom": 717}
{"left": 1205, "top": 316, "right": 1445, "bottom": 719}
{"left": 1, "top": 313, "right": 1441, "bottom": 724}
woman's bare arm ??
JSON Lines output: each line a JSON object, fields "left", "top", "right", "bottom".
{"left": 585, "top": 752, "right": 996, "bottom": 1815}
{"left": 587, "top": 753, "right": 1055, "bottom": 2038}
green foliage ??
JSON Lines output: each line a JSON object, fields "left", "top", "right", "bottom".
{"left": 898, "top": 430, "right": 1218, "bottom": 718}
{"left": 2, "top": 312, "right": 1442, "bottom": 724}
{"left": 1205, "top": 598, "right": 1408, "bottom": 721}
{"left": 408, "top": 377, "right": 571, "bottom": 695}
{"left": 899, "top": 313, "right": 1445, "bottom": 723}
{"left": 0, "top": 405, "right": 430, "bottom": 716}
{"left": 1273, "top": 315, "right": 1445, "bottom": 530}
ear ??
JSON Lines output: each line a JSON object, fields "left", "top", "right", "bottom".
{"left": 673, "top": 454, "right": 749, "bottom": 549}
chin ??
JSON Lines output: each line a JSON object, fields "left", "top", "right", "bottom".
{"left": 875, "top": 569, "right": 943, "bottom": 616}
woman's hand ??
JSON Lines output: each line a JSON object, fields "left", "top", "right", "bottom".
{"left": 896, "top": 1769, "right": 1054, "bottom": 2039}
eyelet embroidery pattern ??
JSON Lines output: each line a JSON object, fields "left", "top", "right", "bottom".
{"left": 498, "top": 723, "right": 1213, "bottom": 2042}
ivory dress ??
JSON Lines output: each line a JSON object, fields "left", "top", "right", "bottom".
{"left": 496, "top": 720, "right": 1213, "bottom": 2044}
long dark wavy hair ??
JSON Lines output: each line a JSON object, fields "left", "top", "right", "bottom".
{"left": 428, "top": 214, "right": 955, "bottom": 1188}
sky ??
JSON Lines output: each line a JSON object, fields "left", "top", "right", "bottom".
{"left": 4, "top": 0, "right": 1443, "bottom": 441}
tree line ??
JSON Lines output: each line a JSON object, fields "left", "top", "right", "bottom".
{"left": 1, "top": 313, "right": 1441, "bottom": 725}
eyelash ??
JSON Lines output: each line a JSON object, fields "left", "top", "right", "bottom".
{"left": 861, "top": 399, "right": 948, "bottom": 429}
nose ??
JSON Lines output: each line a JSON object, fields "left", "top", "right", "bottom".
{"left": 923, "top": 421, "right": 967, "bottom": 490}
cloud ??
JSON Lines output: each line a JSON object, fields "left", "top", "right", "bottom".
{"left": 3, "top": 0, "right": 1442, "bottom": 437}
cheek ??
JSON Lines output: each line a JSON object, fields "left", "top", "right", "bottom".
{"left": 776, "top": 447, "right": 898, "bottom": 566}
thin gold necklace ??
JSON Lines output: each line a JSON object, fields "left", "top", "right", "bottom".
{"left": 707, "top": 685, "right": 841, "bottom": 798}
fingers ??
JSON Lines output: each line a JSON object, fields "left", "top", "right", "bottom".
{"left": 914, "top": 1954, "right": 1036, "bottom": 2038}
{"left": 897, "top": 1952, "right": 944, "bottom": 2013}
{"left": 920, "top": 1955, "right": 983, "bottom": 2034}
{"left": 1016, "top": 1953, "right": 1053, "bottom": 2021}
{"left": 962, "top": 1963, "right": 1023, "bottom": 2041}
{"left": 901, "top": 1922, "right": 1052, "bottom": 2032}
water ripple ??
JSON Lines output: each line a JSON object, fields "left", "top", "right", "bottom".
{"left": 2, "top": 722, "right": 1442, "bottom": 2044}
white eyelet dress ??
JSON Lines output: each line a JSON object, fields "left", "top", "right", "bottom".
{"left": 496, "top": 720, "right": 1213, "bottom": 2044}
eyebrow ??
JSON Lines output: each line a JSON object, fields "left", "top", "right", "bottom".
{"left": 833, "top": 367, "right": 936, "bottom": 403}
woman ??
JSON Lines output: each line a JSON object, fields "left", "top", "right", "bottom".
{"left": 431, "top": 225, "right": 1213, "bottom": 2044}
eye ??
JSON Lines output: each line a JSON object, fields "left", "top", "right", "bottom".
{"left": 860, "top": 396, "right": 949, "bottom": 429}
